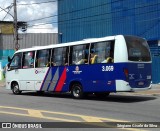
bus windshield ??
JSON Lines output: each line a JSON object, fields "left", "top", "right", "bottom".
{"left": 125, "top": 36, "right": 151, "bottom": 62}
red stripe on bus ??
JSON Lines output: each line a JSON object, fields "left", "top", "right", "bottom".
{"left": 55, "top": 68, "right": 66, "bottom": 92}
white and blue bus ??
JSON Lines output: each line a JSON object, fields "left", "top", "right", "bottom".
{"left": 6, "top": 35, "right": 152, "bottom": 98}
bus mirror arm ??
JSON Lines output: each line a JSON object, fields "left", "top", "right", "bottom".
{"left": 8, "top": 56, "right": 11, "bottom": 62}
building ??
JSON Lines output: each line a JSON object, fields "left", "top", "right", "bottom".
{"left": 58, "top": 0, "right": 160, "bottom": 83}
{"left": 0, "top": 21, "right": 14, "bottom": 34}
{"left": 0, "top": 21, "right": 27, "bottom": 34}
{"left": 0, "top": 33, "right": 58, "bottom": 68}
{"left": 0, "top": 21, "right": 58, "bottom": 79}
{"left": 0, "top": 21, "right": 28, "bottom": 67}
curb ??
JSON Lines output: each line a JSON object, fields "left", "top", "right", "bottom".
{"left": 116, "top": 90, "right": 160, "bottom": 97}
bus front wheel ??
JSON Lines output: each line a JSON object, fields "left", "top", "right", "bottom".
{"left": 12, "top": 82, "right": 22, "bottom": 95}
{"left": 71, "top": 84, "right": 83, "bottom": 99}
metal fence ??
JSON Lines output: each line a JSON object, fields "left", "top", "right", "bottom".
{"left": 0, "top": 33, "right": 58, "bottom": 67}
{"left": 1, "top": 33, "right": 58, "bottom": 49}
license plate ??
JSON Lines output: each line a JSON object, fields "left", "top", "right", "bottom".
{"left": 138, "top": 81, "right": 144, "bottom": 86}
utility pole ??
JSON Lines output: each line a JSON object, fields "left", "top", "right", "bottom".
{"left": 13, "top": 0, "right": 19, "bottom": 50}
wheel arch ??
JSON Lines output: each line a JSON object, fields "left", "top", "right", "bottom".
{"left": 69, "top": 80, "right": 83, "bottom": 92}
{"left": 11, "top": 80, "right": 20, "bottom": 90}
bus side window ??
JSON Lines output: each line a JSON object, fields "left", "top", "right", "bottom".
{"left": 36, "top": 49, "right": 51, "bottom": 68}
{"left": 70, "top": 44, "right": 89, "bottom": 65}
{"left": 51, "top": 47, "right": 68, "bottom": 66}
{"left": 9, "top": 53, "right": 22, "bottom": 70}
{"left": 90, "top": 41, "right": 114, "bottom": 64}
{"left": 22, "top": 51, "right": 35, "bottom": 69}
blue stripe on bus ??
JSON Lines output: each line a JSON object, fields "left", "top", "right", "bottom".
{"left": 40, "top": 68, "right": 51, "bottom": 91}
{"left": 47, "top": 67, "right": 59, "bottom": 91}
{"left": 39, "top": 62, "right": 151, "bottom": 92}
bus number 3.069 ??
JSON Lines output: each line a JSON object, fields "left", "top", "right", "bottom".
{"left": 102, "top": 66, "right": 114, "bottom": 72}
{"left": 5, "top": 35, "right": 152, "bottom": 99}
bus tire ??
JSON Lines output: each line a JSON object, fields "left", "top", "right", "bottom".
{"left": 11, "top": 82, "right": 22, "bottom": 95}
{"left": 71, "top": 84, "right": 83, "bottom": 99}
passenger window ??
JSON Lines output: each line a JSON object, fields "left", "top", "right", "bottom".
{"left": 36, "top": 49, "right": 51, "bottom": 68}
{"left": 90, "top": 41, "right": 114, "bottom": 64}
{"left": 9, "top": 53, "right": 22, "bottom": 70}
{"left": 22, "top": 51, "right": 35, "bottom": 69}
{"left": 52, "top": 47, "right": 68, "bottom": 66}
{"left": 70, "top": 44, "right": 89, "bottom": 65}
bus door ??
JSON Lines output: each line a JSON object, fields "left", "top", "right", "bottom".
{"left": 34, "top": 49, "right": 51, "bottom": 91}
{"left": 20, "top": 51, "right": 35, "bottom": 90}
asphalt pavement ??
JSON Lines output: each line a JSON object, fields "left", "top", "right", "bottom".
{"left": 0, "top": 80, "right": 160, "bottom": 131}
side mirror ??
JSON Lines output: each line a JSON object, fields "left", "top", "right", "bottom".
{"left": 8, "top": 56, "right": 11, "bottom": 62}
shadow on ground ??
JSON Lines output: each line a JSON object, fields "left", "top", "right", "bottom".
{"left": 9, "top": 91, "right": 157, "bottom": 103}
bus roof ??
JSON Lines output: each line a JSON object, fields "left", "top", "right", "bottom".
{"left": 15, "top": 35, "right": 119, "bottom": 53}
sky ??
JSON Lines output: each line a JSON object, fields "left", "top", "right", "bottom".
{"left": 0, "top": 0, "right": 58, "bottom": 33}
